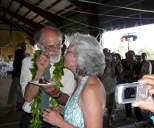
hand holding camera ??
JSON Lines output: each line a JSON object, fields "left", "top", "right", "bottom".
{"left": 131, "top": 74, "right": 154, "bottom": 113}
{"left": 115, "top": 82, "right": 153, "bottom": 104}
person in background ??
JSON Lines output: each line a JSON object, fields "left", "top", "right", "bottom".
{"left": 20, "top": 26, "right": 75, "bottom": 128}
{"left": 8, "top": 49, "right": 25, "bottom": 112}
{"left": 100, "top": 51, "right": 122, "bottom": 126}
{"left": 140, "top": 52, "right": 152, "bottom": 76}
{"left": 114, "top": 53, "right": 123, "bottom": 84}
{"left": 135, "top": 55, "right": 142, "bottom": 79}
{"left": 43, "top": 33, "right": 106, "bottom": 128}
{"left": 19, "top": 42, "right": 30, "bottom": 57}
{"left": 121, "top": 50, "right": 143, "bottom": 122}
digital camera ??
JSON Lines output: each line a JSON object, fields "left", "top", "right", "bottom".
{"left": 115, "top": 82, "right": 152, "bottom": 104}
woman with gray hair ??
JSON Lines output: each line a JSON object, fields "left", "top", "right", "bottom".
{"left": 43, "top": 33, "right": 106, "bottom": 128}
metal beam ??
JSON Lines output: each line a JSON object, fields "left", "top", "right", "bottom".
{"left": 1, "top": 7, "right": 43, "bottom": 30}
{"left": 70, "top": 0, "right": 114, "bottom": 12}
{"left": 70, "top": 1, "right": 99, "bottom": 36}
{"left": 14, "top": 0, "right": 63, "bottom": 26}
{"left": 56, "top": 4, "right": 74, "bottom": 15}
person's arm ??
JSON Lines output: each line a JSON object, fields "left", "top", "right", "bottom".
{"left": 20, "top": 57, "right": 34, "bottom": 98}
{"left": 56, "top": 68, "right": 76, "bottom": 105}
{"left": 149, "top": 61, "right": 152, "bottom": 74}
{"left": 80, "top": 79, "right": 106, "bottom": 128}
{"left": 43, "top": 86, "right": 69, "bottom": 105}
{"left": 22, "top": 53, "right": 50, "bottom": 102}
{"left": 52, "top": 91, "right": 69, "bottom": 105}
{"left": 24, "top": 70, "right": 43, "bottom": 101}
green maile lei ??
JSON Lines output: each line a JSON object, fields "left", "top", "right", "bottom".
{"left": 29, "top": 50, "right": 64, "bottom": 128}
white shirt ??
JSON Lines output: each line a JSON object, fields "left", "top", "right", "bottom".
{"left": 20, "top": 55, "right": 76, "bottom": 113}
{"left": 141, "top": 60, "right": 152, "bottom": 75}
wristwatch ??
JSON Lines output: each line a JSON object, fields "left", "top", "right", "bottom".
{"left": 52, "top": 90, "right": 63, "bottom": 99}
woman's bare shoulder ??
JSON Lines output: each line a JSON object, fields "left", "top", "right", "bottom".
{"left": 82, "top": 76, "right": 105, "bottom": 99}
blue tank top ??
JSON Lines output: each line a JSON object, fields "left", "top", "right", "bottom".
{"left": 64, "top": 76, "right": 88, "bottom": 128}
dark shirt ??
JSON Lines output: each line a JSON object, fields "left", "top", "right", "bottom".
{"left": 12, "top": 49, "right": 25, "bottom": 78}
{"left": 121, "top": 59, "right": 138, "bottom": 82}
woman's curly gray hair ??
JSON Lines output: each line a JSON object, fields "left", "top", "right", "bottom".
{"left": 67, "top": 33, "right": 106, "bottom": 76}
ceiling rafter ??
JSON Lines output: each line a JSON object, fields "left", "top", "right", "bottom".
{"left": 1, "top": 7, "right": 43, "bottom": 30}
{"left": 22, "top": 0, "right": 43, "bottom": 18}
{"left": 28, "top": 0, "right": 44, "bottom": 22}
{"left": 56, "top": 4, "right": 74, "bottom": 15}
{"left": 70, "top": 0, "right": 115, "bottom": 13}
{"left": 7, "top": 0, "right": 13, "bottom": 10}
{"left": 23, "top": 10, "right": 31, "bottom": 17}
{"left": 70, "top": 1, "right": 99, "bottom": 36}
{"left": 35, "top": 0, "right": 44, "bottom": 6}
{"left": 14, "top": 0, "right": 63, "bottom": 26}
{"left": 0, "top": 17, "right": 33, "bottom": 37}
{"left": 30, "top": 14, "right": 40, "bottom": 21}
{"left": 9, "top": 2, "right": 23, "bottom": 25}
{"left": 45, "top": 0, "right": 62, "bottom": 10}
{"left": 15, "top": 3, "right": 23, "bottom": 14}
{"left": 38, "top": 19, "right": 46, "bottom": 24}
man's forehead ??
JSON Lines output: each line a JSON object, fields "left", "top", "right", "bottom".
{"left": 47, "top": 37, "right": 60, "bottom": 41}
{"left": 43, "top": 35, "right": 61, "bottom": 45}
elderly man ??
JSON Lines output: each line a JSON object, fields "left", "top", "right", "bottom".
{"left": 20, "top": 26, "right": 75, "bottom": 128}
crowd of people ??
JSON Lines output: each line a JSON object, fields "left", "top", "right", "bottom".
{"left": 6, "top": 26, "right": 154, "bottom": 128}
{"left": 100, "top": 48, "right": 152, "bottom": 125}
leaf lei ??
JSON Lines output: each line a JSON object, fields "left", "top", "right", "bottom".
{"left": 29, "top": 50, "right": 64, "bottom": 128}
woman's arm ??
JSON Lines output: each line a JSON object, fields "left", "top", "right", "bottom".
{"left": 80, "top": 78, "right": 106, "bottom": 128}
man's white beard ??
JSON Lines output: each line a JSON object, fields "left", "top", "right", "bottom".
{"left": 49, "top": 51, "right": 61, "bottom": 64}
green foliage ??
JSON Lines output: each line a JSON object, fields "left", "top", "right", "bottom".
{"left": 29, "top": 51, "right": 64, "bottom": 128}
{"left": 52, "top": 56, "right": 64, "bottom": 88}
{"left": 29, "top": 89, "right": 42, "bottom": 128}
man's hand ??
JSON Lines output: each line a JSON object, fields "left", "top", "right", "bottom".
{"left": 41, "top": 85, "right": 59, "bottom": 96}
{"left": 36, "top": 53, "right": 50, "bottom": 73}
{"left": 41, "top": 85, "right": 69, "bottom": 105}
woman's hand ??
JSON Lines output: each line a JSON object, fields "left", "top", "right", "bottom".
{"left": 42, "top": 109, "right": 64, "bottom": 126}
{"left": 52, "top": 106, "right": 64, "bottom": 114}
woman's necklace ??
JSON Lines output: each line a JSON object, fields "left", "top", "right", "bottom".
{"left": 29, "top": 50, "right": 64, "bottom": 128}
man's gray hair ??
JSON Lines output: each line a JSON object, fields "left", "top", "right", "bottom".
{"left": 33, "top": 26, "right": 62, "bottom": 45}
{"left": 68, "top": 33, "right": 106, "bottom": 76}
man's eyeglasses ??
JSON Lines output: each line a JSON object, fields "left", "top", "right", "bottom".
{"left": 43, "top": 43, "right": 63, "bottom": 51}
